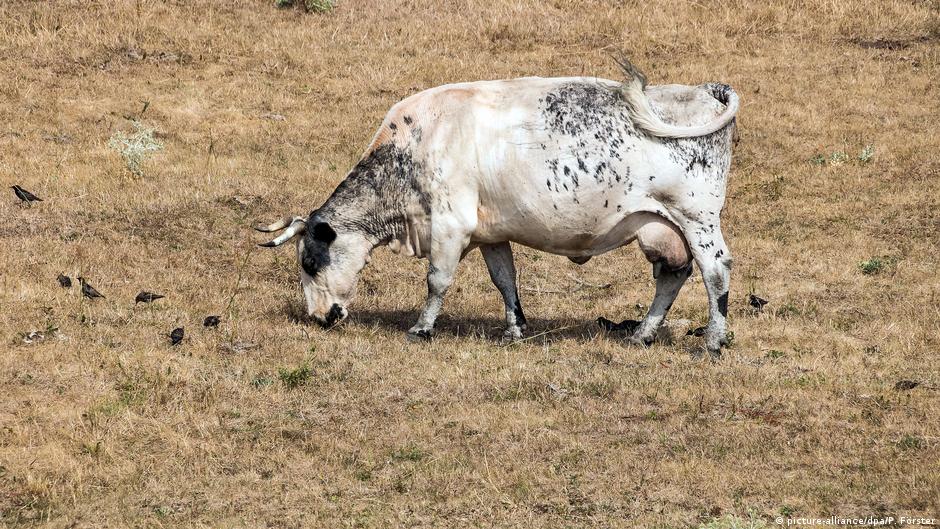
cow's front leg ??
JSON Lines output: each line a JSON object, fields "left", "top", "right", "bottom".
{"left": 406, "top": 229, "right": 470, "bottom": 342}
{"left": 629, "top": 263, "right": 691, "bottom": 346}
{"left": 480, "top": 242, "right": 527, "bottom": 341}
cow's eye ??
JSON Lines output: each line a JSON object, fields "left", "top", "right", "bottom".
{"left": 302, "top": 250, "right": 320, "bottom": 277}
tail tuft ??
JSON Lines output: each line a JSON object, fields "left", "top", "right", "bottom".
{"left": 613, "top": 54, "right": 648, "bottom": 90}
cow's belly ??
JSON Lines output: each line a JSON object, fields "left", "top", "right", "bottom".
{"left": 472, "top": 141, "right": 686, "bottom": 255}
{"left": 474, "top": 178, "right": 675, "bottom": 257}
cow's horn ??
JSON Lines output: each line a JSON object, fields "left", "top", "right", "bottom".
{"left": 254, "top": 216, "right": 301, "bottom": 233}
{"left": 257, "top": 217, "right": 307, "bottom": 247}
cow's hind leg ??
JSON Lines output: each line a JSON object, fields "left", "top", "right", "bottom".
{"left": 628, "top": 213, "right": 693, "bottom": 346}
{"left": 630, "top": 264, "right": 691, "bottom": 346}
{"left": 480, "top": 242, "right": 527, "bottom": 341}
{"left": 677, "top": 218, "right": 732, "bottom": 358}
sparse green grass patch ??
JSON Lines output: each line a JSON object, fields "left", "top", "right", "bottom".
{"left": 390, "top": 444, "right": 426, "bottom": 463}
{"left": 810, "top": 144, "right": 875, "bottom": 166}
{"left": 858, "top": 256, "right": 897, "bottom": 275}
{"left": 278, "top": 364, "right": 312, "bottom": 389}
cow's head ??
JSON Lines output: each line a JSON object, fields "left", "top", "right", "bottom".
{"left": 255, "top": 215, "right": 371, "bottom": 327}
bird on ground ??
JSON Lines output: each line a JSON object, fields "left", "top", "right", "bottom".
{"left": 203, "top": 315, "right": 221, "bottom": 327}
{"left": 57, "top": 274, "right": 72, "bottom": 288}
{"left": 894, "top": 380, "right": 919, "bottom": 391}
{"left": 11, "top": 185, "right": 42, "bottom": 205}
{"left": 749, "top": 294, "right": 768, "bottom": 312}
{"left": 596, "top": 316, "right": 640, "bottom": 334}
{"left": 169, "top": 327, "right": 184, "bottom": 345}
{"left": 135, "top": 291, "right": 165, "bottom": 304}
{"left": 686, "top": 326, "right": 707, "bottom": 337}
{"left": 78, "top": 277, "right": 105, "bottom": 299}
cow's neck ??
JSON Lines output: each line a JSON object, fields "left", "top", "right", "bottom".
{"left": 316, "top": 144, "right": 431, "bottom": 256}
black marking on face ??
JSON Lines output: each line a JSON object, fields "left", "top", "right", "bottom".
{"left": 604, "top": 199, "right": 608, "bottom": 208}
{"left": 403, "top": 115, "right": 413, "bottom": 125}
{"left": 411, "top": 125, "right": 423, "bottom": 143}
{"left": 389, "top": 122, "right": 397, "bottom": 130}
{"left": 312, "top": 222, "right": 337, "bottom": 243}
{"left": 616, "top": 204, "right": 622, "bottom": 212}
{"left": 717, "top": 292, "right": 729, "bottom": 318}
{"left": 715, "top": 249, "right": 724, "bottom": 259}
{"left": 301, "top": 233, "right": 331, "bottom": 278}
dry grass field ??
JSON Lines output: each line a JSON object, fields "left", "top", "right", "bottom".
{"left": 1, "top": 0, "right": 939, "bottom": 527}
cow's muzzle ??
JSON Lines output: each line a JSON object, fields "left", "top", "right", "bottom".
{"left": 315, "top": 304, "right": 346, "bottom": 328}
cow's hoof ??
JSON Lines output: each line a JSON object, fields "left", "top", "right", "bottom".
{"left": 627, "top": 334, "right": 655, "bottom": 348}
{"left": 406, "top": 329, "right": 432, "bottom": 342}
{"left": 692, "top": 346, "right": 722, "bottom": 360}
{"left": 499, "top": 327, "right": 524, "bottom": 344}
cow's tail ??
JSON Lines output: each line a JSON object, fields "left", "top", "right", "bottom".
{"left": 616, "top": 57, "right": 739, "bottom": 139}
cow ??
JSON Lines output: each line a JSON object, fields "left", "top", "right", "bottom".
{"left": 256, "top": 59, "right": 739, "bottom": 357}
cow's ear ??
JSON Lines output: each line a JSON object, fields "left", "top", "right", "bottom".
{"left": 312, "top": 222, "right": 337, "bottom": 244}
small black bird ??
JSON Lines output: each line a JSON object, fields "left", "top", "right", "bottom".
{"left": 135, "top": 291, "right": 165, "bottom": 304}
{"left": 78, "top": 277, "right": 105, "bottom": 299}
{"left": 596, "top": 316, "right": 640, "bottom": 334}
{"left": 169, "top": 327, "right": 184, "bottom": 345}
{"left": 11, "top": 185, "right": 42, "bottom": 205}
{"left": 203, "top": 315, "right": 221, "bottom": 327}
{"left": 749, "top": 294, "right": 768, "bottom": 312}
{"left": 894, "top": 380, "right": 920, "bottom": 391}
{"left": 686, "top": 326, "right": 707, "bottom": 337}
{"left": 57, "top": 274, "right": 72, "bottom": 288}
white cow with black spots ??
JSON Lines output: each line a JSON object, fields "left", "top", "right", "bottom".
{"left": 257, "top": 60, "right": 739, "bottom": 357}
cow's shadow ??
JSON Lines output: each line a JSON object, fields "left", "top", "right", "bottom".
{"left": 283, "top": 301, "right": 606, "bottom": 343}
{"left": 355, "top": 308, "right": 600, "bottom": 342}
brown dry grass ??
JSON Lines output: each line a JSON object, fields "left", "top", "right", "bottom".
{"left": 1, "top": 0, "right": 938, "bottom": 527}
